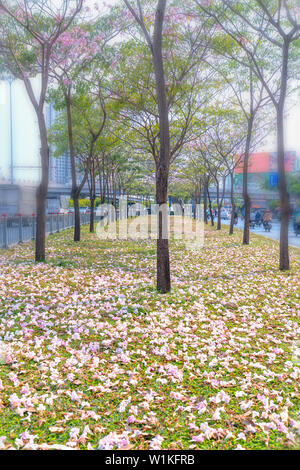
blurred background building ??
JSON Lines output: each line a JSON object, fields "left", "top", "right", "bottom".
{"left": 234, "top": 151, "right": 300, "bottom": 210}
{"left": 0, "top": 76, "right": 72, "bottom": 215}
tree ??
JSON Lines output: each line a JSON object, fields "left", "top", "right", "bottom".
{"left": 0, "top": 0, "right": 83, "bottom": 261}
{"left": 50, "top": 23, "right": 95, "bottom": 242}
{"left": 120, "top": 0, "right": 172, "bottom": 293}
{"left": 203, "top": 111, "right": 246, "bottom": 234}
{"left": 50, "top": 82, "right": 108, "bottom": 233}
{"left": 202, "top": 54, "right": 273, "bottom": 243}
{"left": 115, "top": 0, "right": 215, "bottom": 292}
{"left": 196, "top": 0, "right": 300, "bottom": 269}
{"left": 200, "top": 143, "right": 227, "bottom": 231}
{"left": 49, "top": 11, "right": 120, "bottom": 241}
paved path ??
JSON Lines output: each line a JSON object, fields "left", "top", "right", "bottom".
{"left": 223, "top": 220, "right": 300, "bottom": 248}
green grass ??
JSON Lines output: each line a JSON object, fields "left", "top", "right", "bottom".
{"left": 0, "top": 221, "right": 299, "bottom": 450}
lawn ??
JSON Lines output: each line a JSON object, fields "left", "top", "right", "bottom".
{"left": 0, "top": 223, "right": 299, "bottom": 450}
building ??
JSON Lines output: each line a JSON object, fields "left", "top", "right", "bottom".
{"left": 234, "top": 151, "right": 299, "bottom": 209}
{"left": 0, "top": 76, "right": 72, "bottom": 215}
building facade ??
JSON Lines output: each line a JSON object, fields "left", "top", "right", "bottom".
{"left": 234, "top": 151, "right": 299, "bottom": 209}
{"left": 0, "top": 77, "right": 72, "bottom": 215}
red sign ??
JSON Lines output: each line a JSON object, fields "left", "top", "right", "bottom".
{"left": 235, "top": 151, "right": 296, "bottom": 174}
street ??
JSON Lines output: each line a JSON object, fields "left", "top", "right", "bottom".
{"left": 223, "top": 219, "right": 300, "bottom": 248}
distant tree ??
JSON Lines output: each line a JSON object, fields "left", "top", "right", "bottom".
{"left": 0, "top": 0, "right": 82, "bottom": 261}
{"left": 205, "top": 112, "right": 246, "bottom": 234}
{"left": 289, "top": 174, "right": 300, "bottom": 198}
{"left": 0, "top": 0, "right": 83, "bottom": 261}
{"left": 196, "top": 0, "right": 300, "bottom": 269}
{"left": 50, "top": 83, "right": 107, "bottom": 233}
{"left": 49, "top": 10, "right": 120, "bottom": 241}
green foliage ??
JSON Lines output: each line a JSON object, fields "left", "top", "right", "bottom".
{"left": 289, "top": 174, "right": 300, "bottom": 196}
{"left": 269, "top": 199, "right": 280, "bottom": 211}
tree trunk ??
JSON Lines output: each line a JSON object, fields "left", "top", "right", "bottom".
{"left": 65, "top": 89, "right": 81, "bottom": 242}
{"left": 90, "top": 196, "right": 95, "bottom": 233}
{"left": 156, "top": 165, "right": 170, "bottom": 294}
{"left": 112, "top": 171, "right": 117, "bottom": 208}
{"left": 277, "top": 109, "right": 289, "bottom": 270}
{"left": 35, "top": 111, "right": 49, "bottom": 262}
{"left": 102, "top": 158, "right": 106, "bottom": 203}
{"left": 152, "top": 0, "right": 171, "bottom": 293}
{"left": 103, "top": 176, "right": 106, "bottom": 202}
{"left": 216, "top": 180, "right": 221, "bottom": 230}
{"left": 73, "top": 194, "right": 80, "bottom": 241}
{"left": 106, "top": 176, "right": 110, "bottom": 204}
{"left": 203, "top": 184, "right": 208, "bottom": 224}
{"left": 229, "top": 172, "right": 235, "bottom": 235}
{"left": 277, "top": 43, "right": 290, "bottom": 271}
{"left": 99, "top": 168, "right": 104, "bottom": 204}
{"left": 207, "top": 187, "right": 214, "bottom": 226}
{"left": 89, "top": 166, "right": 96, "bottom": 233}
{"left": 217, "top": 206, "right": 221, "bottom": 230}
{"left": 242, "top": 117, "right": 253, "bottom": 245}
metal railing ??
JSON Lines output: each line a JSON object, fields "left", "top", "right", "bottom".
{"left": 0, "top": 205, "right": 201, "bottom": 250}
{"left": 0, "top": 213, "right": 90, "bottom": 249}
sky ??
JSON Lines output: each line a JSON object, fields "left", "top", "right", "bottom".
{"left": 2, "top": 0, "right": 300, "bottom": 155}
{"left": 283, "top": 100, "right": 300, "bottom": 154}
{"left": 263, "top": 95, "right": 300, "bottom": 154}
{"left": 97, "top": 0, "right": 300, "bottom": 155}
